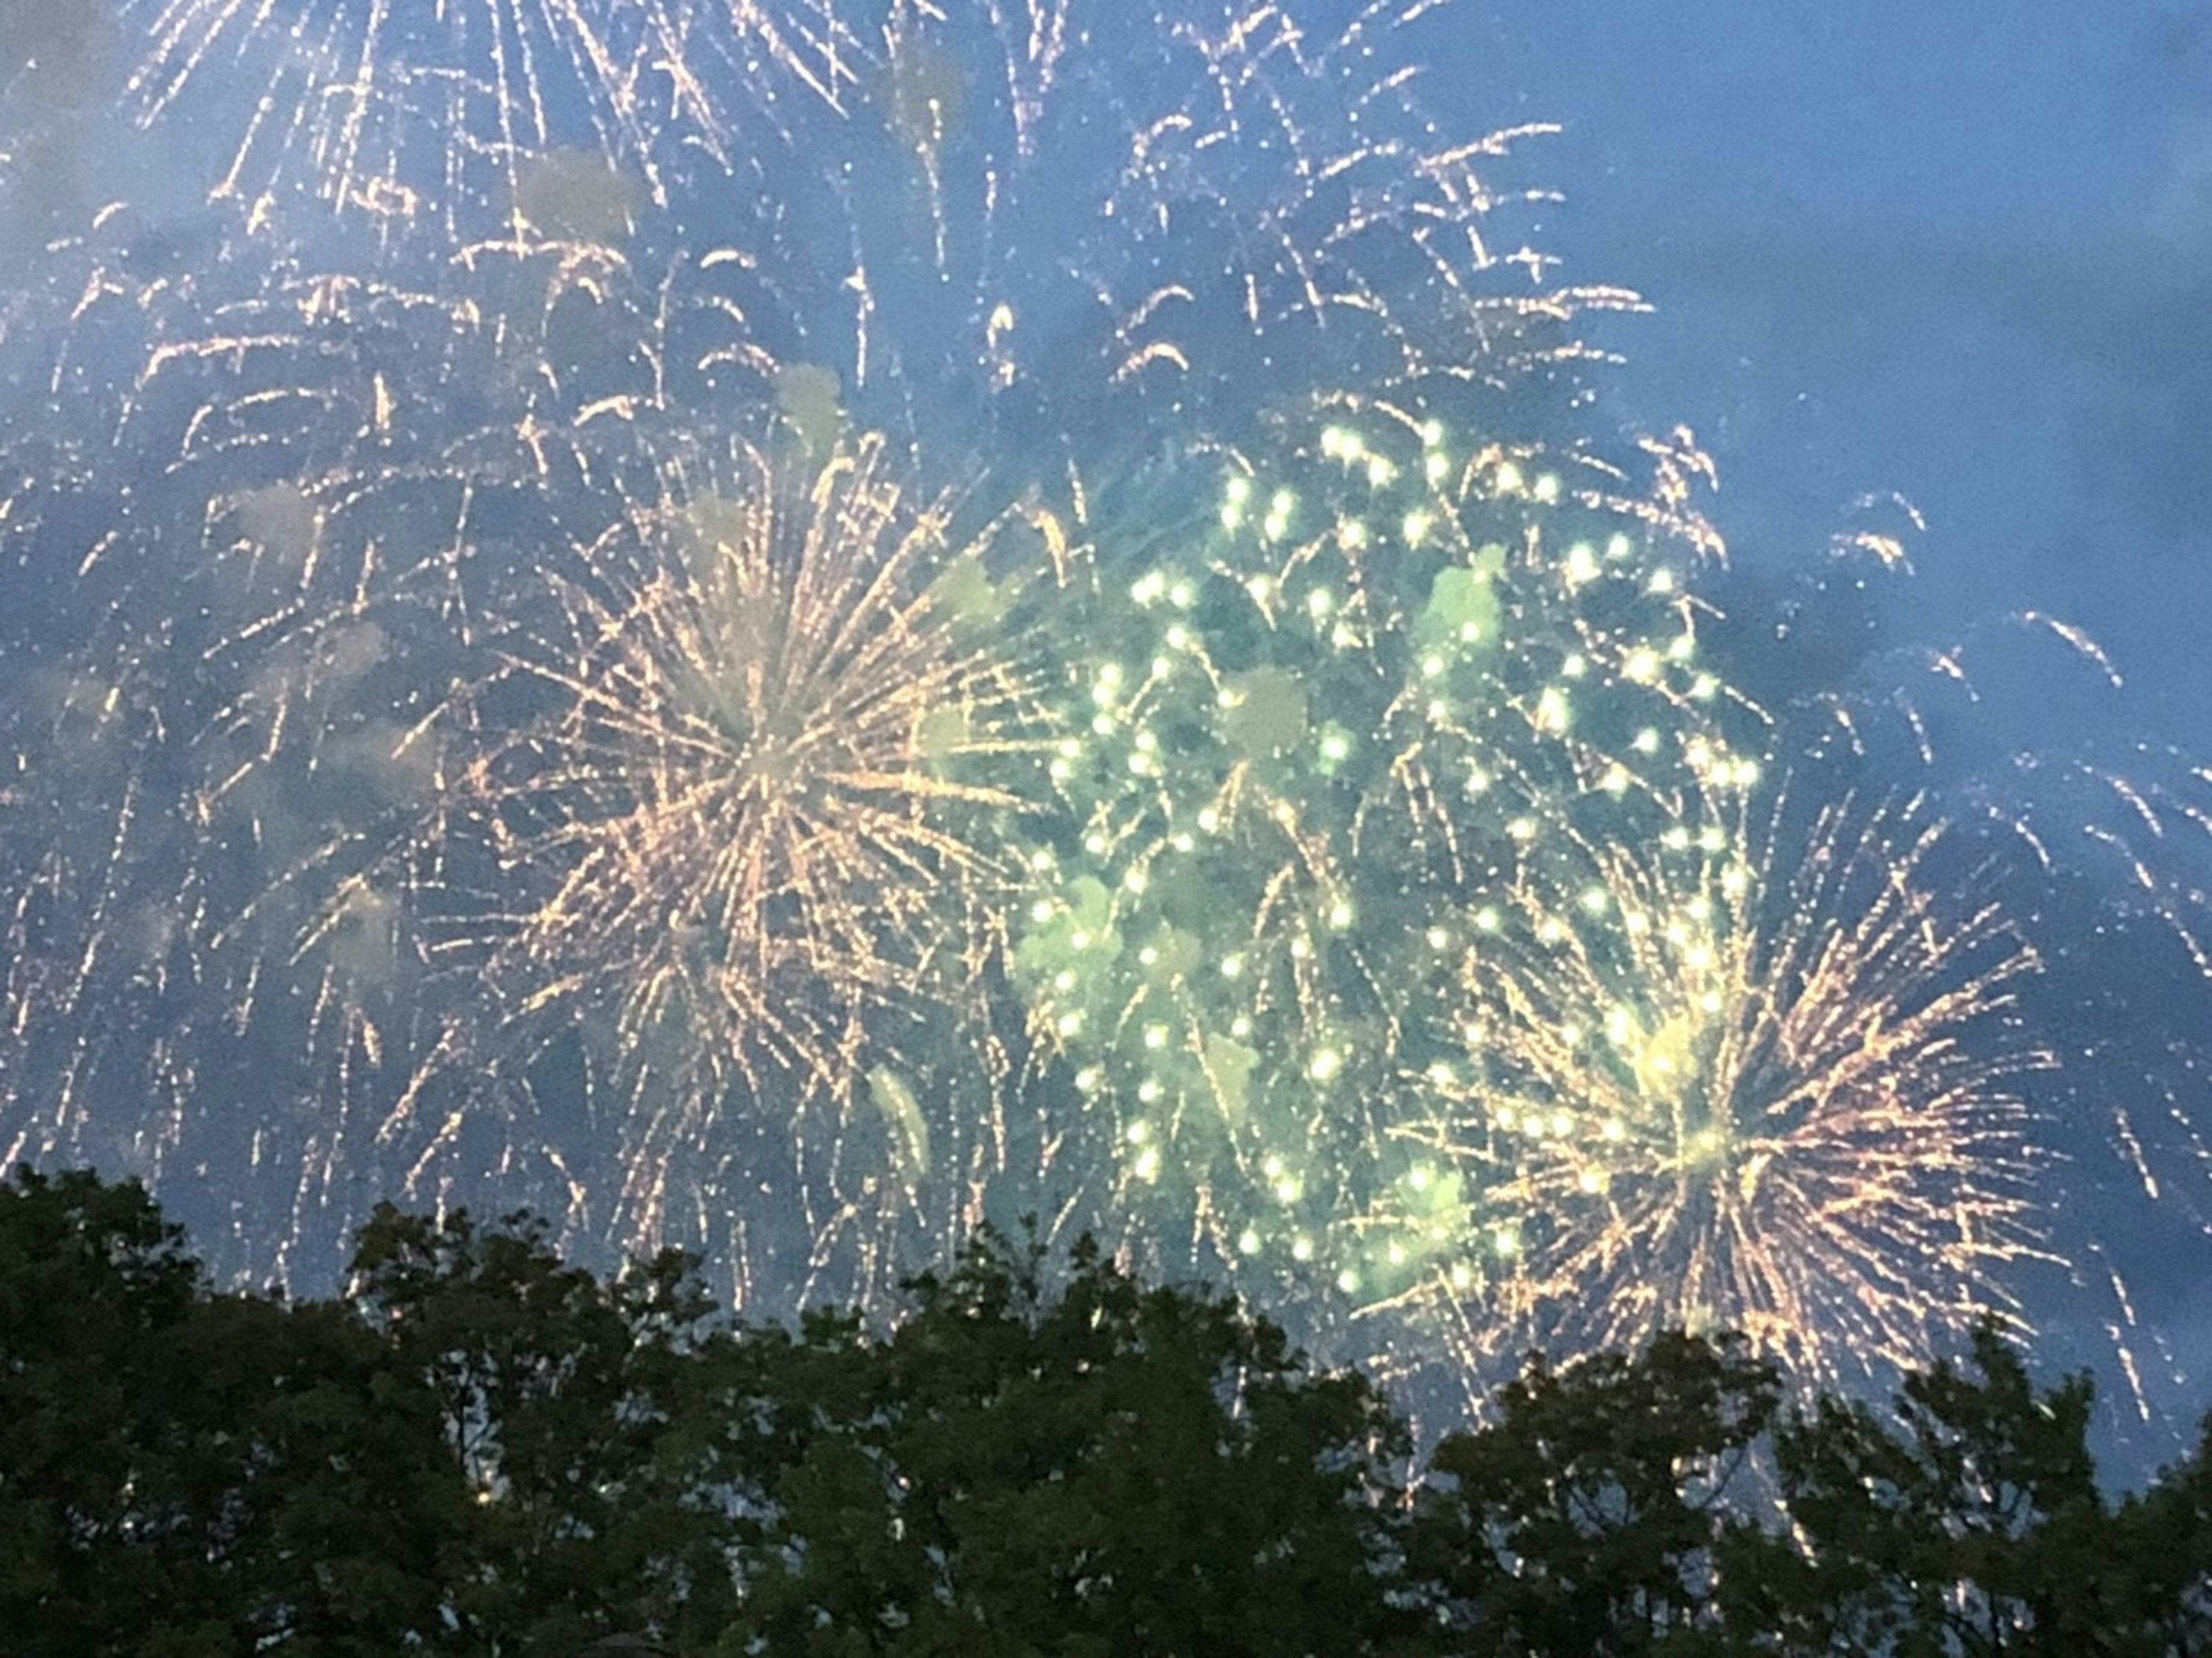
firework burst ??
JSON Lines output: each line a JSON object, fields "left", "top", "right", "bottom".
{"left": 395, "top": 432, "right": 1042, "bottom": 1262}
{"left": 1705, "top": 515, "right": 2212, "bottom": 1420}
{"left": 1003, "top": 390, "right": 1763, "bottom": 1334}
{"left": 1381, "top": 794, "right": 2050, "bottom": 1393}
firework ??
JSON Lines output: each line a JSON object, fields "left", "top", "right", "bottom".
{"left": 1700, "top": 511, "right": 2212, "bottom": 1421}
{"left": 649, "top": 0, "right": 1647, "bottom": 504}
{"left": 122, "top": 0, "right": 751, "bottom": 228}
{"left": 1003, "top": 391, "right": 1762, "bottom": 1334}
{"left": 389, "top": 432, "right": 1042, "bottom": 1270}
{"left": 1828, "top": 577, "right": 2212, "bottom": 1420}
{"left": 0, "top": 193, "right": 730, "bottom": 1278}
{"left": 13, "top": 0, "right": 1665, "bottom": 1289}
{"left": 2, "top": 2, "right": 2200, "bottom": 1415}
{"left": 1372, "top": 794, "right": 2049, "bottom": 1395}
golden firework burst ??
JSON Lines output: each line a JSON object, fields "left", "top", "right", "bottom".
{"left": 1390, "top": 794, "right": 2051, "bottom": 1388}
{"left": 418, "top": 432, "right": 1041, "bottom": 1240}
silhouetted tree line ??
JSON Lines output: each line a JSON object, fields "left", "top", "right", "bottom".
{"left": 2, "top": 1166, "right": 2208, "bottom": 1656}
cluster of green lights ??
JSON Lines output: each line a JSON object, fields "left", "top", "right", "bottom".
{"left": 1006, "top": 405, "right": 1767, "bottom": 1314}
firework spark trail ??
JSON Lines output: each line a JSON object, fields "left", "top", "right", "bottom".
{"left": 0, "top": 670, "right": 169, "bottom": 1160}
{"left": 0, "top": 195, "right": 752, "bottom": 1277}
{"left": 383, "top": 432, "right": 1044, "bottom": 1266}
{"left": 1987, "top": 739, "right": 2212, "bottom": 1421}
{"left": 27, "top": 195, "right": 763, "bottom": 770}
{"left": 1384, "top": 794, "right": 2051, "bottom": 1393}
{"left": 652, "top": 1, "right": 1651, "bottom": 503}
{"left": 123, "top": 0, "right": 756, "bottom": 227}
{"left": 0, "top": 523, "right": 462, "bottom": 1283}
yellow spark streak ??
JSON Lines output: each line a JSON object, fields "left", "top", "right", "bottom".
{"left": 2022, "top": 610, "right": 2124, "bottom": 688}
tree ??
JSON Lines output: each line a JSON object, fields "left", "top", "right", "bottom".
{"left": 2109, "top": 1414, "right": 2212, "bottom": 1657}
{"left": 1411, "top": 1329, "right": 1779, "bottom": 1656}
{"left": 347, "top": 1201, "right": 740, "bottom": 1655}
{"left": 1744, "top": 1318, "right": 2123, "bottom": 1657}
{"left": 0, "top": 1165, "right": 463, "bottom": 1655}
{"left": 707, "top": 1226, "right": 1421, "bottom": 1657}
{"left": 15, "top": 1166, "right": 2212, "bottom": 1658}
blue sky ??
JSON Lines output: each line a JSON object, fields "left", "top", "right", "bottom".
{"left": 1392, "top": 1, "right": 2212, "bottom": 1447}
{"left": 1413, "top": 1, "right": 2209, "bottom": 719}
{"left": 7, "top": 0, "right": 2209, "bottom": 1459}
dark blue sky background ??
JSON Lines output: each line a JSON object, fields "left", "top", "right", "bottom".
{"left": 7, "top": 0, "right": 2209, "bottom": 1464}
{"left": 1406, "top": 2, "right": 2212, "bottom": 1451}
{"left": 1423, "top": 1, "right": 2211, "bottom": 721}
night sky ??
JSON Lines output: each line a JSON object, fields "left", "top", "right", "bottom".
{"left": 1441, "top": 2, "right": 2211, "bottom": 720}
{"left": 1430, "top": 1, "right": 2212, "bottom": 1450}
{"left": 3, "top": 2, "right": 2209, "bottom": 1471}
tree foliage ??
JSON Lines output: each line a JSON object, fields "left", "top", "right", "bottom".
{"left": 704, "top": 1228, "right": 1417, "bottom": 1656}
{"left": 1412, "top": 1329, "right": 1780, "bottom": 1655}
{"left": 3, "top": 1166, "right": 2209, "bottom": 1657}
{"left": 0, "top": 1167, "right": 461, "bottom": 1655}
{"left": 347, "top": 1201, "right": 739, "bottom": 1652}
